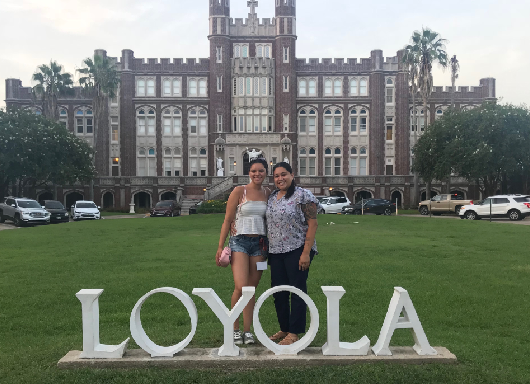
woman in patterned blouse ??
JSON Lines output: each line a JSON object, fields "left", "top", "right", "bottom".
{"left": 266, "top": 162, "right": 319, "bottom": 345}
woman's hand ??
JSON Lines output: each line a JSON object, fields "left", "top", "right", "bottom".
{"left": 299, "top": 252, "right": 311, "bottom": 271}
{"left": 216, "top": 247, "right": 223, "bottom": 266}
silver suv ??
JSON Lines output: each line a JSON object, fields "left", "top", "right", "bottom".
{"left": 0, "top": 197, "right": 51, "bottom": 227}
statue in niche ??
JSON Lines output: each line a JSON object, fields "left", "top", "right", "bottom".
{"left": 283, "top": 157, "right": 290, "bottom": 165}
{"left": 246, "top": 148, "right": 263, "bottom": 161}
{"left": 217, "top": 157, "right": 224, "bottom": 176}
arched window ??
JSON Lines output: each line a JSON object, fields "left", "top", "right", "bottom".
{"left": 299, "top": 108, "right": 316, "bottom": 134}
{"left": 189, "top": 147, "right": 207, "bottom": 176}
{"left": 335, "top": 148, "right": 341, "bottom": 155}
{"left": 324, "top": 147, "right": 341, "bottom": 176}
{"left": 325, "top": 79, "right": 332, "bottom": 96}
{"left": 360, "top": 78, "right": 368, "bottom": 95}
{"left": 163, "top": 146, "right": 182, "bottom": 176}
{"left": 334, "top": 79, "right": 342, "bottom": 95}
{"left": 235, "top": 45, "right": 240, "bottom": 58}
{"left": 350, "top": 78, "right": 358, "bottom": 96}
{"left": 189, "top": 79, "right": 197, "bottom": 96}
{"left": 188, "top": 108, "right": 207, "bottom": 135}
{"left": 351, "top": 147, "right": 357, "bottom": 155}
{"left": 74, "top": 107, "right": 94, "bottom": 136}
{"left": 360, "top": 147, "right": 367, "bottom": 155}
{"left": 299, "top": 79, "right": 307, "bottom": 96}
{"left": 162, "top": 108, "right": 182, "bottom": 136}
{"left": 299, "top": 147, "right": 317, "bottom": 176}
{"left": 308, "top": 79, "right": 316, "bottom": 96}
{"left": 257, "top": 45, "right": 263, "bottom": 57}
{"left": 137, "top": 107, "right": 155, "bottom": 136}
{"left": 325, "top": 148, "right": 332, "bottom": 155}
{"left": 137, "top": 147, "right": 156, "bottom": 176}
{"left": 324, "top": 108, "right": 342, "bottom": 135}
{"left": 200, "top": 148, "right": 207, "bottom": 156}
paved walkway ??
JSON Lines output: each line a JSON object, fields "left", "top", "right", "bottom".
{"left": 399, "top": 214, "right": 530, "bottom": 226}
{"left": 0, "top": 223, "right": 17, "bottom": 231}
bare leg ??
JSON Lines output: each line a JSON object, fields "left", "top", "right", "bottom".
{"left": 241, "top": 256, "right": 264, "bottom": 332}
{"left": 231, "top": 251, "right": 250, "bottom": 330}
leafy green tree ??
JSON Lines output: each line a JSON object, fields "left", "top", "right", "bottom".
{"left": 405, "top": 28, "right": 448, "bottom": 199}
{"left": 413, "top": 103, "right": 530, "bottom": 198}
{"left": 77, "top": 53, "right": 120, "bottom": 176}
{"left": 32, "top": 61, "right": 74, "bottom": 121}
{"left": 0, "top": 108, "right": 95, "bottom": 200}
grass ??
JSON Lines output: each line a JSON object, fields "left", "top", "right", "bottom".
{"left": 1, "top": 215, "right": 529, "bottom": 383}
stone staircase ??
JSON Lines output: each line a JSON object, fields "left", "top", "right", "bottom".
{"left": 180, "top": 199, "right": 202, "bottom": 216}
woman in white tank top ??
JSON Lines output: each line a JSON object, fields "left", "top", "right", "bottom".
{"left": 216, "top": 158, "right": 271, "bottom": 345}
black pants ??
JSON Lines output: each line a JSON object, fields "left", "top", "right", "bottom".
{"left": 269, "top": 246, "right": 315, "bottom": 335}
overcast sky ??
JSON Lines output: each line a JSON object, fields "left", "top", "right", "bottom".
{"left": 1, "top": 0, "right": 528, "bottom": 108}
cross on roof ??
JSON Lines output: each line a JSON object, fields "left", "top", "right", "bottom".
{"left": 247, "top": 0, "right": 258, "bottom": 15}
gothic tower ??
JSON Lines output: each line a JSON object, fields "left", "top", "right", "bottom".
{"left": 275, "top": 0, "right": 297, "bottom": 167}
{"left": 209, "top": 0, "right": 232, "bottom": 175}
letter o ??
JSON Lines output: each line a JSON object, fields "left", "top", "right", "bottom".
{"left": 253, "top": 285, "right": 319, "bottom": 355}
{"left": 130, "top": 287, "right": 198, "bottom": 357}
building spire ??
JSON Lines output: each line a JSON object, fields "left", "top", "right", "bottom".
{"left": 247, "top": 0, "right": 258, "bottom": 16}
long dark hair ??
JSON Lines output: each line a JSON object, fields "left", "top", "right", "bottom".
{"left": 249, "top": 158, "right": 268, "bottom": 174}
{"left": 273, "top": 162, "right": 296, "bottom": 199}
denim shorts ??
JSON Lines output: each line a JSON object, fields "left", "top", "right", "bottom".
{"left": 229, "top": 235, "right": 263, "bottom": 257}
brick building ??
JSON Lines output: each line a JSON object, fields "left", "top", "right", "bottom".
{"left": 4, "top": 0, "right": 496, "bottom": 210}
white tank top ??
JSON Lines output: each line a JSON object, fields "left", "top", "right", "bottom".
{"left": 234, "top": 187, "right": 267, "bottom": 236}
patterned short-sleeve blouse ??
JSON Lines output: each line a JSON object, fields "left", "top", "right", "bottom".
{"left": 266, "top": 186, "right": 318, "bottom": 255}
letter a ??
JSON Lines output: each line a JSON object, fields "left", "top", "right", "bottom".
{"left": 321, "top": 286, "right": 370, "bottom": 356}
{"left": 372, "top": 287, "right": 437, "bottom": 356}
{"left": 192, "top": 287, "right": 255, "bottom": 357}
{"left": 76, "top": 289, "right": 129, "bottom": 359}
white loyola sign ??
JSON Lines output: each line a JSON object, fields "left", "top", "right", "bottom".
{"left": 75, "top": 286, "right": 437, "bottom": 358}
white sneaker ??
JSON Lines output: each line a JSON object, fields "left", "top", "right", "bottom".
{"left": 233, "top": 330, "right": 243, "bottom": 345}
{"left": 243, "top": 332, "right": 255, "bottom": 345}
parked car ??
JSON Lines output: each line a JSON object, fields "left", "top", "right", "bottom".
{"left": 189, "top": 201, "right": 202, "bottom": 215}
{"left": 0, "top": 197, "right": 50, "bottom": 226}
{"left": 319, "top": 196, "right": 351, "bottom": 214}
{"left": 43, "top": 200, "right": 70, "bottom": 223}
{"left": 342, "top": 199, "right": 396, "bottom": 215}
{"left": 71, "top": 201, "right": 101, "bottom": 221}
{"left": 418, "top": 194, "right": 473, "bottom": 215}
{"left": 315, "top": 196, "right": 328, "bottom": 214}
{"left": 150, "top": 200, "right": 181, "bottom": 217}
{"left": 459, "top": 195, "right": 530, "bottom": 221}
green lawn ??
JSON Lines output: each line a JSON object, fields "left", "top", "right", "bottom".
{"left": 1, "top": 215, "right": 529, "bottom": 383}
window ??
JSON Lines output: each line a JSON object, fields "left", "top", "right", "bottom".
{"left": 111, "top": 117, "right": 119, "bottom": 143}
{"left": 299, "top": 80, "right": 307, "bottom": 96}
{"left": 325, "top": 77, "right": 343, "bottom": 96}
{"left": 324, "top": 147, "right": 342, "bottom": 176}
{"left": 163, "top": 79, "right": 171, "bottom": 96}
{"left": 436, "top": 108, "right": 444, "bottom": 120}
{"left": 246, "top": 78, "right": 252, "bottom": 95}
{"left": 74, "top": 108, "right": 94, "bottom": 136}
{"left": 162, "top": 108, "right": 182, "bottom": 136}
{"left": 325, "top": 79, "right": 332, "bottom": 96}
{"left": 235, "top": 45, "right": 241, "bottom": 58}
{"left": 360, "top": 78, "right": 368, "bottom": 95}
{"left": 217, "top": 114, "right": 223, "bottom": 132}
{"left": 229, "top": 157, "right": 235, "bottom": 173}
{"left": 137, "top": 79, "right": 145, "bottom": 96}
{"left": 242, "top": 45, "right": 248, "bottom": 58}
{"left": 254, "top": 77, "right": 259, "bottom": 96}
{"left": 137, "top": 147, "right": 156, "bottom": 176}
{"left": 147, "top": 80, "right": 155, "bottom": 96}
{"left": 359, "top": 158, "right": 367, "bottom": 175}
{"left": 410, "top": 108, "right": 426, "bottom": 133}
{"left": 173, "top": 78, "right": 181, "bottom": 96}
{"left": 216, "top": 47, "right": 222, "bottom": 63}
{"left": 283, "top": 76, "right": 289, "bottom": 92}
{"left": 262, "top": 77, "right": 267, "bottom": 96}
{"left": 188, "top": 108, "right": 207, "bottom": 135}
{"left": 298, "top": 108, "right": 316, "bottom": 135}
{"left": 283, "top": 46, "right": 289, "bottom": 63}
{"left": 386, "top": 78, "right": 394, "bottom": 104}
{"left": 189, "top": 79, "right": 197, "bottom": 96}
{"left": 189, "top": 147, "right": 207, "bottom": 176}
{"left": 257, "top": 45, "right": 263, "bottom": 57}
{"left": 299, "top": 147, "right": 317, "bottom": 176}
{"left": 386, "top": 126, "right": 393, "bottom": 141}
{"left": 350, "top": 78, "right": 358, "bottom": 96}
{"left": 324, "top": 108, "right": 342, "bottom": 135}
{"left": 199, "top": 79, "right": 207, "bottom": 96}
{"left": 217, "top": 76, "right": 223, "bottom": 92}
{"left": 265, "top": 45, "right": 270, "bottom": 58}
{"left": 308, "top": 79, "right": 316, "bottom": 96}
{"left": 350, "top": 151, "right": 357, "bottom": 175}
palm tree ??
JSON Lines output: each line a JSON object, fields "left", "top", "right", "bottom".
{"left": 402, "top": 48, "right": 420, "bottom": 205}
{"left": 450, "top": 55, "right": 460, "bottom": 109}
{"left": 32, "top": 61, "right": 74, "bottom": 120}
{"left": 77, "top": 52, "right": 120, "bottom": 178}
{"left": 405, "top": 28, "right": 448, "bottom": 199}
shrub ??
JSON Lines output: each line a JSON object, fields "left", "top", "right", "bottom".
{"left": 197, "top": 200, "right": 227, "bottom": 214}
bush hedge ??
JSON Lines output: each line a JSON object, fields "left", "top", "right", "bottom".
{"left": 197, "top": 200, "right": 227, "bottom": 214}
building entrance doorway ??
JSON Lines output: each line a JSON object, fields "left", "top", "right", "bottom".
{"left": 65, "top": 192, "right": 84, "bottom": 210}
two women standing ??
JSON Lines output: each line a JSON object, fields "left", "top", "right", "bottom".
{"left": 217, "top": 160, "right": 319, "bottom": 346}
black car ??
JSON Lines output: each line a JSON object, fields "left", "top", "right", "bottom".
{"left": 43, "top": 200, "right": 70, "bottom": 223}
{"left": 342, "top": 199, "right": 396, "bottom": 216}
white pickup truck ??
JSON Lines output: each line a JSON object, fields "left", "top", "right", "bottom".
{"left": 0, "top": 197, "right": 50, "bottom": 227}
